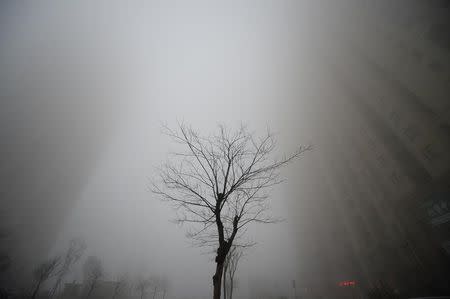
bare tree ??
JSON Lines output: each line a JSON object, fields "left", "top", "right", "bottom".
{"left": 160, "top": 276, "right": 170, "bottom": 299}
{"left": 31, "top": 256, "right": 61, "bottom": 299}
{"left": 135, "top": 276, "right": 151, "bottom": 299}
{"left": 152, "top": 123, "right": 309, "bottom": 299}
{"left": 49, "top": 238, "right": 86, "bottom": 298}
{"left": 112, "top": 274, "right": 129, "bottom": 299}
{"left": 83, "top": 256, "right": 103, "bottom": 299}
{"left": 223, "top": 246, "right": 243, "bottom": 299}
{"left": 149, "top": 275, "right": 161, "bottom": 299}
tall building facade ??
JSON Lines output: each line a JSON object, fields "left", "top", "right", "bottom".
{"left": 292, "top": 1, "right": 450, "bottom": 298}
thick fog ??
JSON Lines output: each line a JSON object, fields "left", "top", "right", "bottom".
{"left": 2, "top": 1, "right": 450, "bottom": 299}
{"left": 1, "top": 1, "right": 320, "bottom": 297}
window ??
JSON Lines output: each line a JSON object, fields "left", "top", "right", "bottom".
{"left": 440, "top": 200, "right": 448, "bottom": 211}
{"left": 411, "top": 48, "right": 423, "bottom": 62}
{"left": 347, "top": 199, "right": 355, "bottom": 209}
{"left": 403, "top": 125, "right": 420, "bottom": 142}
{"left": 389, "top": 110, "right": 401, "bottom": 128}
{"left": 367, "top": 137, "right": 377, "bottom": 150}
{"left": 390, "top": 172, "right": 400, "bottom": 185}
{"left": 376, "top": 154, "right": 386, "bottom": 166}
{"left": 422, "top": 143, "right": 441, "bottom": 162}
{"left": 433, "top": 202, "right": 444, "bottom": 216}
{"left": 428, "top": 61, "right": 444, "bottom": 73}
{"left": 427, "top": 23, "right": 450, "bottom": 52}
{"left": 364, "top": 229, "right": 373, "bottom": 244}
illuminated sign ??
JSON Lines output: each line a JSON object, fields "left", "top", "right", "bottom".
{"left": 338, "top": 280, "right": 356, "bottom": 287}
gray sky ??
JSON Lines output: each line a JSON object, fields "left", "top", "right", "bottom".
{"left": 1, "top": 1, "right": 341, "bottom": 298}
{"left": 33, "top": 1, "right": 318, "bottom": 298}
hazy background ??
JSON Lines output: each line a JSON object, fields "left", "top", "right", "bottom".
{"left": 2, "top": 1, "right": 450, "bottom": 299}
{"left": 1, "top": 1, "right": 322, "bottom": 298}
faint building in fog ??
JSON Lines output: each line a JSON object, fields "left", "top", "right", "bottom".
{"left": 0, "top": 1, "right": 127, "bottom": 287}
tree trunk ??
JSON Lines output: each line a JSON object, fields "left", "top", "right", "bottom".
{"left": 49, "top": 277, "right": 62, "bottom": 298}
{"left": 112, "top": 283, "right": 120, "bottom": 299}
{"left": 213, "top": 261, "right": 224, "bottom": 299}
{"left": 85, "top": 281, "right": 97, "bottom": 299}
{"left": 229, "top": 278, "right": 233, "bottom": 299}
{"left": 223, "top": 263, "right": 228, "bottom": 299}
{"left": 31, "top": 281, "right": 42, "bottom": 299}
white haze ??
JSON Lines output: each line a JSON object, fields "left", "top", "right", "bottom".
{"left": 2, "top": 1, "right": 345, "bottom": 298}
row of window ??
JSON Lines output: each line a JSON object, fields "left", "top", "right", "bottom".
{"left": 388, "top": 107, "right": 444, "bottom": 164}
{"left": 365, "top": 127, "right": 405, "bottom": 186}
{"left": 386, "top": 29, "right": 447, "bottom": 76}
{"left": 374, "top": 92, "right": 446, "bottom": 170}
{"left": 375, "top": 25, "right": 450, "bottom": 130}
